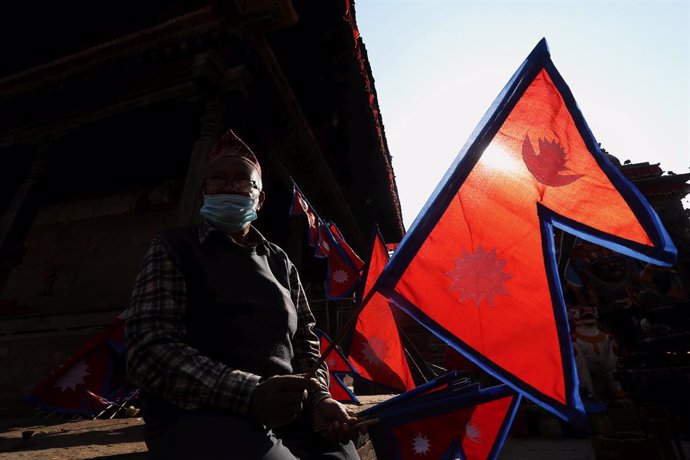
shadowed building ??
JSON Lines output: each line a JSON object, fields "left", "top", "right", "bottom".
{"left": 0, "top": 0, "right": 405, "bottom": 417}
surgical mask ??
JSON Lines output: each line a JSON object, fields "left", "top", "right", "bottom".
{"left": 200, "top": 194, "right": 258, "bottom": 233}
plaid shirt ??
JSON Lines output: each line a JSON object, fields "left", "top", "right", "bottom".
{"left": 125, "top": 222, "right": 330, "bottom": 415}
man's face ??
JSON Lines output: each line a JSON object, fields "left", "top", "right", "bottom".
{"left": 203, "top": 157, "right": 265, "bottom": 210}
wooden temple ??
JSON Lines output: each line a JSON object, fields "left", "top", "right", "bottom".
{"left": 0, "top": 0, "right": 405, "bottom": 416}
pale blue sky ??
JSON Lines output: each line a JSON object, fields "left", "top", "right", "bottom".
{"left": 357, "top": 0, "right": 690, "bottom": 228}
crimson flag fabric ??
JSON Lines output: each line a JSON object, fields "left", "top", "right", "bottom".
{"left": 376, "top": 39, "right": 676, "bottom": 426}
{"left": 318, "top": 330, "right": 358, "bottom": 374}
{"left": 289, "top": 183, "right": 320, "bottom": 247}
{"left": 316, "top": 329, "right": 360, "bottom": 404}
{"left": 320, "top": 222, "right": 364, "bottom": 298}
{"left": 349, "top": 230, "right": 416, "bottom": 392}
{"left": 25, "top": 315, "right": 137, "bottom": 417}
{"left": 326, "top": 244, "right": 361, "bottom": 299}
{"left": 329, "top": 374, "right": 360, "bottom": 405}
{"left": 366, "top": 384, "right": 520, "bottom": 460}
{"left": 328, "top": 222, "right": 365, "bottom": 270}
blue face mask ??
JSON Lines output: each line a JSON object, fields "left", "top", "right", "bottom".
{"left": 200, "top": 194, "right": 258, "bottom": 233}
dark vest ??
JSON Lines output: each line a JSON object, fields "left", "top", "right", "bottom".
{"left": 159, "top": 226, "right": 298, "bottom": 377}
{"left": 143, "top": 226, "right": 298, "bottom": 422}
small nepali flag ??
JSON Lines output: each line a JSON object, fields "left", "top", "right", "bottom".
{"left": 376, "top": 38, "right": 676, "bottom": 426}
{"left": 325, "top": 242, "right": 362, "bottom": 300}
{"left": 319, "top": 222, "right": 364, "bottom": 300}
{"left": 317, "top": 329, "right": 360, "bottom": 404}
{"left": 349, "top": 229, "right": 415, "bottom": 392}
{"left": 364, "top": 379, "right": 520, "bottom": 460}
{"left": 25, "top": 315, "right": 137, "bottom": 418}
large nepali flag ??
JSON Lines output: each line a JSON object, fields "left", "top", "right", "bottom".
{"left": 25, "top": 315, "right": 138, "bottom": 417}
{"left": 365, "top": 381, "right": 520, "bottom": 460}
{"left": 349, "top": 230, "right": 415, "bottom": 392}
{"left": 376, "top": 39, "right": 676, "bottom": 425}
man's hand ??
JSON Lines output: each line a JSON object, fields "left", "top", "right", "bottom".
{"left": 249, "top": 374, "right": 321, "bottom": 428}
{"left": 312, "top": 397, "right": 360, "bottom": 443}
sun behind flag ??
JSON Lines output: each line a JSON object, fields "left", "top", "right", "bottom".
{"left": 349, "top": 229, "right": 416, "bottom": 392}
{"left": 376, "top": 38, "right": 676, "bottom": 426}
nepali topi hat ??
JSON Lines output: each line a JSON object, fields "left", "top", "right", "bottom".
{"left": 208, "top": 129, "right": 262, "bottom": 177}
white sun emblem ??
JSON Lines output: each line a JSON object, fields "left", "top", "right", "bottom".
{"left": 466, "top": 420, "right": 482, "bottom": 443}
{"left": 446, "top": 246, "right": 511, "bottom": 307}
{"left": 361, "top": 336, "right": 388, "bottom": 366}
{"left": 412, "top": 433, "right": 431, "bottom": 455}
{"left": 332, "top": 269, "right": 349, "bottom": 284}
{"left": 54, "top": 359, "right": 90, "bottom": 391}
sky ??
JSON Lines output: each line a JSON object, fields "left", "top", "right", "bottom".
{"left": 356, "top": 0, "right": 690, "bottom": 229}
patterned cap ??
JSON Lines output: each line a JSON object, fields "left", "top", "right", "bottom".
{"left": 208, "top": 129, "right": 262, "bottom": 177}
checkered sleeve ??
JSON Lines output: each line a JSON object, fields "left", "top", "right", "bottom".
{"left": 124, "top": 236, "right": 261, "bottom": 414}
{"left": 288, "top": 260, "right": 331, "bottom": 409}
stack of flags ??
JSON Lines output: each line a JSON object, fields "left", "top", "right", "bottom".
{"left": 292, "top": 38, "right": 676, "bottom": 459}
{"left": 361, "top": 373, "right": 520, "bottom": 460}
{"left": 289, "top": 185, "right": 364, "bottom": 299}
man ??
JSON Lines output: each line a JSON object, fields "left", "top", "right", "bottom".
{"left": 126, "top": 129, "right": 360, "bottom": 459}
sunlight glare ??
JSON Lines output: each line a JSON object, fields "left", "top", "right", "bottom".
{"left": 479, "top": 142, "right": 523, "bottom": 178}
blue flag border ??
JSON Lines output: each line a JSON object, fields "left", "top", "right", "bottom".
{"left": 316, "top": 328, "right": 360, "bottom": 375}
{"left": 330, "top": 372, "right": 361, "bottom": 405}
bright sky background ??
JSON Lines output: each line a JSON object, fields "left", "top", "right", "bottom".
{"left": 357, "top": 0, "right": 690, "bottom": 229}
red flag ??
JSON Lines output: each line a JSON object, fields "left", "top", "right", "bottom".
{"left": 25, "top": 317, "right": 135, "bottom": 417}
{"left": 367, "top": 384, "right": 520, "bottom": 460}
{"left": 377, "top": 39, "right": 676, "bottom": 425}
{"left": 323, "top": 226, "right": 362, "bottom": 299}
{"left": 328, "top": 222, "right": 365, "bottom": 270}
{"left": 321, "top": 222, "right": 364, "bottom": 299}
{"left": 316, "top": 329, "right": 360, "bottom": 404}
{"left": 349, "top": 231, "right": 415, "bottom": 392}
{"left": 391, "top": 395, "right": 516, "bottom": 460}
{"left": 319, "top": 331, "right": 357, "bottom": 374}
{"left": 326, "top": 247, "right": 361, "bottom": 299}
{"left": 328, "top": 374, "right": 360, "bottom": 404}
